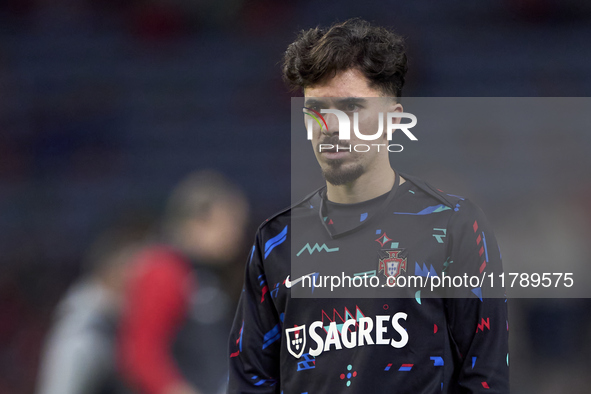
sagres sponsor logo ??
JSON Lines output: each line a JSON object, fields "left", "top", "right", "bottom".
{"left": 285, "top": 311, "right": 408, "bottom": 358}
{"left": 286, "top": 325, "right": 306, "bottom": 358}
{"left": 303, "top": 106, "right": 417, "bottom": 153}
{"left": 297, "top": 243, "right": 339, "bottom": 256}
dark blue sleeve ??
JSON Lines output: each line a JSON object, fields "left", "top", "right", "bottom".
{"left": 444, "top": 198, "right": 509, "bottom": 393}
{"left": 228, "top": 231, "right": 282, "bottom": 394}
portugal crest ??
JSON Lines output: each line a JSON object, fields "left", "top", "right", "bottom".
{"left": 378, "top": 250, "right": 407, "bottom": 286}
{"left": 285, "top": 325, "right": 306, "bottom": 358}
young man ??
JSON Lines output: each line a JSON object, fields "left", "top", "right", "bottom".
{"left": 228, "top": 19, "right": 508, "bottom": 393}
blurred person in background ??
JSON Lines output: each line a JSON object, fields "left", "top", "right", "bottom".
{"left": 36, "top": 223, "right": 147, "bottom": 394}
{"left": 118, "top": 170, "right": 249, "bottom": 394}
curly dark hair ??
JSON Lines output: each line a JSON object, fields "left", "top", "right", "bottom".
{"left": 282, "top": 18, "right": 407, "bottom": 98}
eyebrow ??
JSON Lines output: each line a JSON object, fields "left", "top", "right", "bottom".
{"left": 335, "top": 97, "right": 368, "bottom": 106}
{"left": 304, "top": 97, "right": 368, "bottom": 107}
{"left": 304, "top": 98, "right": 327, "bottom": 108}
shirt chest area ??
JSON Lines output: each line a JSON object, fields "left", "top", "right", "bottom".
{"left": 264, "top": 212, "right": 453, "bottom": 303}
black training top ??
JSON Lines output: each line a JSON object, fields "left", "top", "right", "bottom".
{"left": 228, "top": 172, "right": 509, "bottom": 393}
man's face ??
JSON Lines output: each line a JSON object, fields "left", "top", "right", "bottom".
{"left": 304, "top": 69, "right": 401, "bottom": 186}
{"left": 183, "top": 198, "right": 248, "bottom": 264}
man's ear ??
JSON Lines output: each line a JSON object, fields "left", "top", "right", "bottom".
{"left": 388, "top": 99, "right": 403, "bottom": 114}
{"left": 381, "top": 99, "right": 403, "bottom": 141}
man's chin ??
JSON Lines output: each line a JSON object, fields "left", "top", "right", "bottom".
{"left": 322, "top": 164, "right": 365, "bottom": 186}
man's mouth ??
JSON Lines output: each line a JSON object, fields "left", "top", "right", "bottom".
{"left": 317, "top": 143, "right": 353, "bottom": 161}
{"left": 318, "top": 144, "right": 350, "bottom": 153}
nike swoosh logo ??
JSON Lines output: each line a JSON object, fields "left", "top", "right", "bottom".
{"left": 285, "top": 272, "right": 317, "bottom": 288}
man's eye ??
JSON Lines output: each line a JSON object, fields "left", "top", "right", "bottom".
{"left": 345, "top": 103, "right": 360, "bottom": 112}
{"left": 304, "top": 106, "right": 321, "bottom": 112}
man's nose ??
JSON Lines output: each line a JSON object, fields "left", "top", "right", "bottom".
{"left": 323, "top": 112, "right": 340, "bottom": 136}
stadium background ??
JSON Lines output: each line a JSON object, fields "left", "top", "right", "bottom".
{"left": 1, "top": 0, "right": 591, "bottom": 393}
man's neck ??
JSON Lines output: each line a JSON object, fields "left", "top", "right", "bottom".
{"left": 326, "top": 166, "right": 403, "bottom": 204}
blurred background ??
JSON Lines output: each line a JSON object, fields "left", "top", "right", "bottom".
{"left": 1, "top": 0, "right": 591, "bottom": 393}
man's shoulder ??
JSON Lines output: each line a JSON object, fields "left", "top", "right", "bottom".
{"left": 400, "top": 172, "right": 491, "bottom": 229}
{"left": 255, "top": 186, "right": 324, "bottom": 235}
{"left": 399, "top": 172, "right": 466, "bottom": 209}
{"left": 129, "top": 244, "right": 192, "bottom": 284}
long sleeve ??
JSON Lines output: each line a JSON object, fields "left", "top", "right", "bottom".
{"left": 118, "top": 248, "right": 193, "bottom": 394}
{"left": 444, "top": 198, "right": 509, "bottom": 393}
{"left": 37, "top": 331, "right": 112, "bottom": 394}
{"left": 228, "top": 232, "right": 282, "bottom": 394}
{"left": 36, "top": 283, "right": 114, "bottom": 394}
